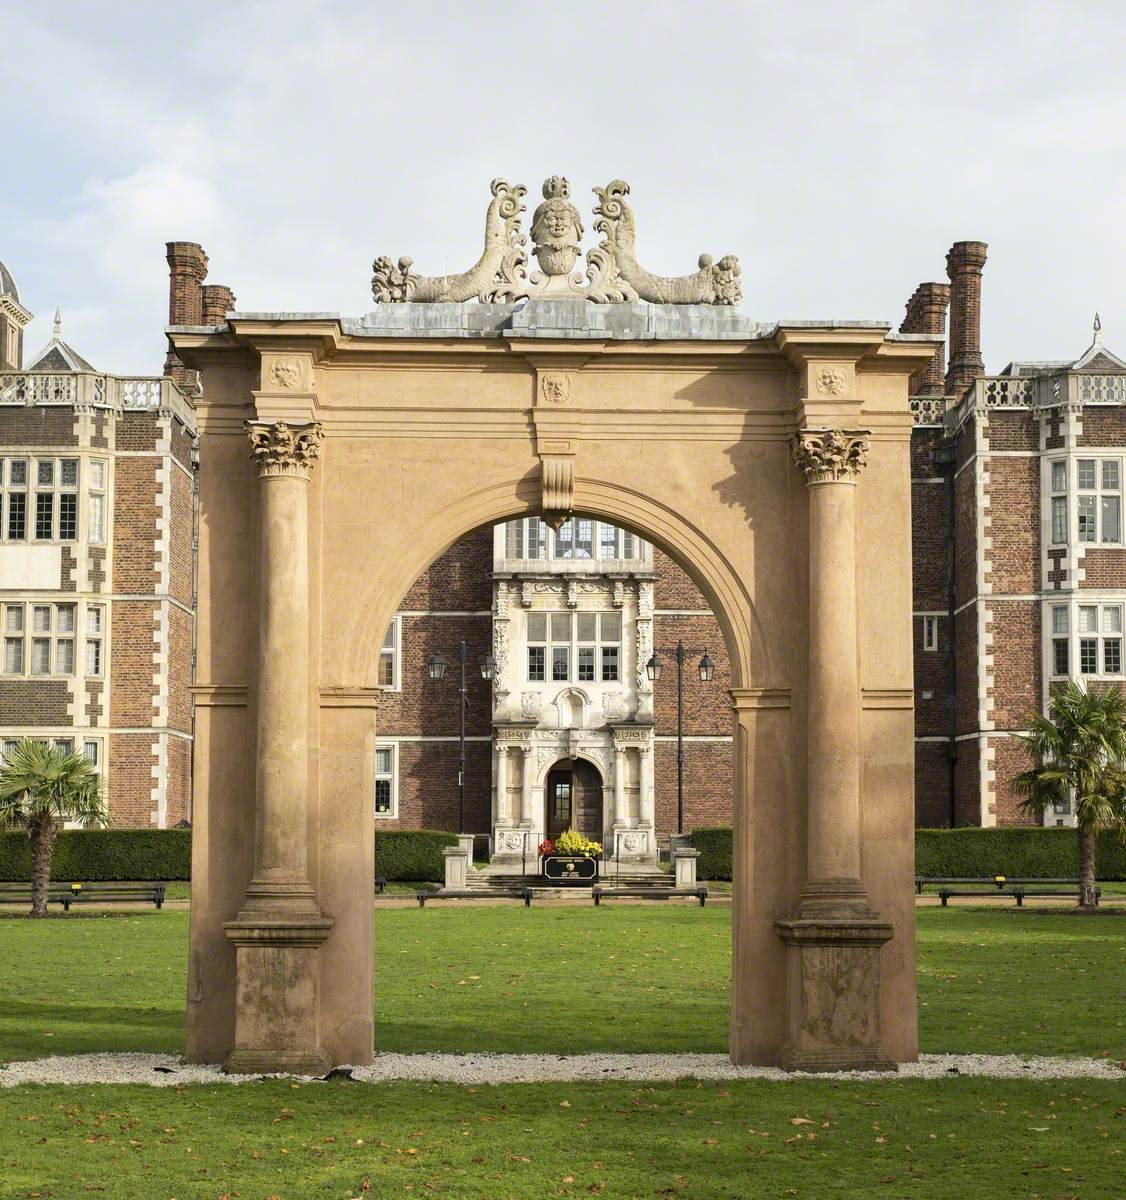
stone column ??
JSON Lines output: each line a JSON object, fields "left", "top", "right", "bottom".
{"left": 521, "top": 745, "right": 535, "bottom": 826}
{"left": 224, "top": 419, "right": 333, "bottom": 1076}
{"left": 638, "top": 745, "right": 654, "bottom": 829}
{"left": 775, "top": 428, "right": 894, "bottom": 1073}
{"left": 495, "top": 743, "right": 508, "bottom": 825}
{"left": 613, "top": 744, "right": 627, "bottom": 826}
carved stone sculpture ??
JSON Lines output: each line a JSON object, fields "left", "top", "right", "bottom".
{"left": 371, "top": 175, "right": 741, "bottom": 306}
{"left": 792, "top": 429, "right": 871, "bottom": 484}
{"left": 587, "top": 180, "right": 742, "bottom": 306}
{"left": 371, "top": 179, "right": 527, "bottom": 303}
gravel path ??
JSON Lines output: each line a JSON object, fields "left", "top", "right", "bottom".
{"left": 1, "top": 1051, "right": 1121, "bottom": 1087}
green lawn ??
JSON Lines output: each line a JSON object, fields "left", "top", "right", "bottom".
{"left": 1, "top": 1077, "right": 1123, "bottom": 1200}
{"left": 1, "top": 907, "right": 1123, "bottom": 1062}
{"left": 1, "top": 907, "right": 1123, "bottom": 1199}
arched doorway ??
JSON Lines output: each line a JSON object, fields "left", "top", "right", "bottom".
{"left": 175, "top": 281, "right": 929, "bottom": 1077}
{"left": 546, "top": 758, "right": 604, "bottom": 842}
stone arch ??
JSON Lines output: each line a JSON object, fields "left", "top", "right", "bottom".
{"left": 342, "top": 475, "right": 763, "bottom": 693}
{"left": 553, "top": 687, "right": 590, "bottom": 729}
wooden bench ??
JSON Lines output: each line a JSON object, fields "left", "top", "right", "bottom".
{"left": 936, "top": 885, "right": 1099, "bottom": 908}
{"left": 916, "top": 876, "right": 1082, "bottom": 894}
{"left": 417, "top": 888, "right": 533, "bottom": 907}
{"left": 592, "top": 885, "right": 709, "bottom": 907}
{"left": 0, "top": 882, "right": 167, "bottom": 910}
{"left": 0, "top": 885, "right": 75, "bottom": 909}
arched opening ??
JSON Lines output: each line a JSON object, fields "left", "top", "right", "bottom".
{"left": 545, "top": 757, "right": 604, "bottom": 842}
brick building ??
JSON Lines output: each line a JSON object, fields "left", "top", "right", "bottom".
{"left": 372, "top": 521, "right": 731, "bottom": 856}
{"left": 908, "top": 244, "right": 1126, "bottom": 828}
{"left": 0, "top": 257, "right": 199, "bottom": 826}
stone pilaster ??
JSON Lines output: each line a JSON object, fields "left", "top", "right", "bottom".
{"left": 225, "top": 419, "right": 333, "bottom": 1076}
{"left": 775, "top": 427, "right": 895, "bottom": 1073}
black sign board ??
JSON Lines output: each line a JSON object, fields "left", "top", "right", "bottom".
{"left": 542, "top": 855, "right": 599, "bottom": 885}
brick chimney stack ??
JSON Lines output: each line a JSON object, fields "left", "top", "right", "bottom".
{"left": 945, "top": 240, "right": 988, "bottom": 397}
{"left": 201, "top": 284, "right": 237, "bottom": 327}
{"left": 899, "top": 281, "right": 951, "bottom": 397}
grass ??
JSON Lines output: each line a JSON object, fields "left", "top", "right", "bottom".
{"left": 1, "top": 1077, "right": 1123, "bottom": 1200}
{"left": 0, "top": 907, "right": 1123, "bottom": 1062}
{"left": 0, "top": 907, "right": 1123, "bottom": 1198}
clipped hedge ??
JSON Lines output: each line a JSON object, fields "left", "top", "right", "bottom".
{"left": 0, "top": 829, "right": 192, "bottom": 882}
{"left": 915, "top": 827, "right": 1126, "bottom": 880}
{"left": 375, "top": 829, "right": 458, "bottom": 882}
{"left": 689, "top": 827, "right": 733, "bottom": 881}
{"left": 688, "top": 826, "right": 1126, "bottom": 882}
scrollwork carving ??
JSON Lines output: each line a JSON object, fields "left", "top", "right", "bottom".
{"left": 792, "top": 428, "right": 870, "bottom": 484}
{"left": 371, "top": 179, "right": 528, "bottom": 303}
{"left": 540, "top": 455, "right": 574, "bottom": 531}
{"left": 587, "top": 180, "right": 742, "bottom": 306}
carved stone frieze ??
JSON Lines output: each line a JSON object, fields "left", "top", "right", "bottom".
{"left": 612, "top": 727, "right": 651, "bottom": 748}
{"left": 496, "top": 726, "right": 534, "bottom": 747}
{"left": 245, "top": 420, "right": 323, "bottom": 479}
{"left": 792, "top": 428, "right": 870, "bottom": 485}
{"left": 815, "top": 367, "right": 847, "bottom": 396}
{"left": 269, "top": 359, "right": 302, "bottom": 389}
{"left": 611, "top": 579, "right": 625, "bottom": 609}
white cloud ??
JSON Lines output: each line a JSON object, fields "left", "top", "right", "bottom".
{"left": 5, "top": 0, "right": 1126, "bottom": 373}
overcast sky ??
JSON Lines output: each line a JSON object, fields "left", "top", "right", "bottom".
{"left": 2, "top": 1, "right": 1124, "bottom": 376}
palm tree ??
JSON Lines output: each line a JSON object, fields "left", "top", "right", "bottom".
{"left": 1012, "top": 681, "right": 1126, "bottom": 909}
{"left": 0, "top": 740, "right": 107, "bottom": 918}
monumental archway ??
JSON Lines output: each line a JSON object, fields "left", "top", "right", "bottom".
{"left": 172, "top": 176, "right": 934, "bottom": 1074}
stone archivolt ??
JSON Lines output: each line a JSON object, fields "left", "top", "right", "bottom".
{"left": 246, "top": 420, "right": 324, "bottom": 478}
{"left": 371, "top": 175, "right": 742, "bottom": 307}
{"left": 791, "top": 428, "right": 870, "bottom": 485}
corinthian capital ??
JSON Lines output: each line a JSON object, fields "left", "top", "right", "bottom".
{"left": 246, "top": 420, "right": 323, "bottom": 479}
{"left": 792, "top": 428, "right": 870, "bottom": 484}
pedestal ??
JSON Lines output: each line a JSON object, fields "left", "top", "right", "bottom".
{"left": 224, "top": 915, "right": 334, "bottom": 1076}
{"left": 774, "top": 916, "right": 896, "bottom": 1072}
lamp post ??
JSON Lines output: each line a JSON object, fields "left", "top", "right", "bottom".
{"left": 426, "top": 640, "right": 495, "bottom": 834}
{"left": 646, "top": 640, "right": 715, "bottom": 836}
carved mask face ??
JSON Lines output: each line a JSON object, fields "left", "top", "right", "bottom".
{"left": 533, "top": 198, "right": 583, "bottom": 247}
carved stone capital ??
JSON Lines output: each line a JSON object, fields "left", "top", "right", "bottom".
{"left": 246, "top": 420, "right": 323, "bottom": 479}
{"left": 792, "top": 428, "right": 870, "bottom": 485}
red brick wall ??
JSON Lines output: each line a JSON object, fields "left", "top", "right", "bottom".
{"left": 653, "top": 548, "right": 709, "bottom": 609}
{"left": 911, "top": 479, "right": 948, "bottom": 610}
{"left": 914, "top": 741, "right": 951, "bottom": 827}
{"left": 952, "top": 741, "right": 981, "bottom": 826}
{"left": 654, "top": 740, "right": 733, "bottom": 834}
{"left": 110, "top": 602, "right": 158, "bottom": 727}
{"left": 169, "top": 467, "right": 194, "bottom": 606}
{"left": 108, "top": 733, "right": 157, "bottom": 826}
{"left": 168, "top": 605, "right": 193, "bottom": 731}
{"left": 380, "top": 741, "right": 493, "bottom": 834}
{"left": 990, "top": 736, "right": 1037, "bottom": 826}
{"left": 987, "top": 601, "right": 1040, "bottom": 729}
{"left": 651, "top": 614, "right": 730, "bottom": 735}
{"left": 0, "top": 679, "right": 71, "bottom": 726}
{"left": 1077, "top": 408, "right": 1126, "bottom": 447}
{"left": 985, "top": 457, "right": 1039, "bottom": 594}
{"left": 1080, "top": 548, "right": 1126, "bottom": 587}
{"left": 913, "top": 615, "right": 950, "bottom": 737}
{"left": 165, "top": 735, "right": 192, "bottom": 825}
{"left": 954, "top": 607, "right": 979, "bottom": 735}
{"left": 113, "top": 459, "right": 159, "bottom": 593}
{"left": 400, "top": 529, "right": 493, "bottom": 610}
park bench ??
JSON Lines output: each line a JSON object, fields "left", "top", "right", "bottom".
{"left": 0, "top": 882, "right": 166, "bottom": 910}
{"left": 936, "top": 885, "right": 1099, "bottom": 908}
{"left": 916, "top": 875, "right": 1083, "bottom": 894}
{"left": 592, "top": 885, "right": 709, "bottom": 907}
{"left": 0, "top": 884, "right": 75, "bottom": 909}
{"left": 417, "top": 888, "right": 533, "bottom": 907}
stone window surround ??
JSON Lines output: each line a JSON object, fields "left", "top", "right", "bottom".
{"left": 0, "top": 452, "right": 109, "bottom": 545}
{"left": 921, "top": 615, "right": 939, "bottom": 652}
{"left": 1046, "top": 452, "right": 1124, "bottom": 548}
{"left": 1045, "top": 598, "right": 1124, "bottom": 681}
{"left": 377, "top": 615, "right": 401, "bottom": 692}
{"left": 374, "top": 740, "right": 398, "bottom": 818}
{"left": 526, "top": 609, "right": 621, "bottom": 685}
{"left": 497, "top": 517, "right": 651, "bottom": 568}
{"left": 1, "top": 599, "right": 104, "bottom": 679}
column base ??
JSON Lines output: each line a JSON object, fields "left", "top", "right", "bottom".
{"left": 778, "top": 1046, "right": 897, "bottom": 1074}
{"left": 225, "top": 1048, "right": 333, "bottom": 1077}
{"left": 775, "top": 904, "right": 895, "bottom": 1075}
{"left": 225, "top": 911, "right": 334, "bottom": 1076}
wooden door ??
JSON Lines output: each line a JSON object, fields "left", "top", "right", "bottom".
{"left": 572, "top": 759, "right": 604, "bottom": 842}
{"left": 546, "top": 768, "right": 572, "bottom": 840}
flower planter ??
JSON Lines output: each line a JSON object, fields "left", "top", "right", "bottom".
{"left": 541, "top": 854, "right": 599, "bottom": 885}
